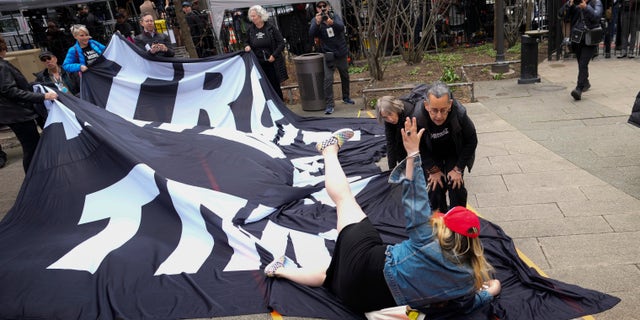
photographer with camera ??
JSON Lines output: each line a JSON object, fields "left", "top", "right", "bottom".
{"left": 309, "top": 1, "right": 354, "bottom": 115}
{"left": 559, "top": 0, "right": 602, "bottom": 101}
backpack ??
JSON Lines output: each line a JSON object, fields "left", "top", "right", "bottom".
{"left": 399, "top": 83, "right": 430, "bottom": 107}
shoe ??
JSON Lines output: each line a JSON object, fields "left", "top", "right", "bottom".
{"left": 264, "top": 256, "right": 286, "bottom": 278}
{"left": 316, "top": 128, "right": 355, "bottom": 153}
{"left": 571, "top": 88, "right": 582, "bottom": 101}
{"left": 605, "top": 52, "right": 611, "bottom": 58}
{"left": 582, "top": 82, "right": 591, "bottom": 92}
{"left": 324, "top": 105, "right": 334, "bottom": 115}
{"left": 618, "top": 52, "right": 627, "bottom": 58}
{"left": 342, "top": 98, "right": 355, "bottom": 104}
{"left": 629, "top": 54, "right": 635, "bottom": 59}
{"left": 0, "top": 152, "right": 6, "bottom": 169}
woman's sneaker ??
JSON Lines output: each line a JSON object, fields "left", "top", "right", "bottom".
{"left": 316, "top": 128, "right": 355, "bottom": 153}
{"left": 264, "top": 255, "right": 286, "bottom": 277}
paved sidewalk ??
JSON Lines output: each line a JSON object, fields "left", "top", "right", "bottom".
{"left": 1, "top": 56, "right": 639, "bottom": 319}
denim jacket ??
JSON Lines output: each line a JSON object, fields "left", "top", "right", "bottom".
{"left": 383, "top": 155, "right": 492, "bottom": 313}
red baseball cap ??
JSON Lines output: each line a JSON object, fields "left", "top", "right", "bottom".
{"left": 436, "top": 206, "right": 480, "bottom": 238}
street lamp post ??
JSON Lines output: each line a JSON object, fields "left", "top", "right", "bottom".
{"left": 492, "top": 0, "right": 510, "bottom": 73}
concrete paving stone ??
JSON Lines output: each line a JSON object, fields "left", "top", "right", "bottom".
{"left": 501, "top": 169, "right": 606, "bottom": 191}
{"left": 545, "top": 264, "right": 640, "bottom": 295}
{"left": 557, "top": 199, "right": 640, "bottom": 217}
{"left": 582, "top": 115, "right": 631, "bottom": 126}
{"left": 469, "top": 156, "right": 522, "bottom": 176}
{"left": 579, "top": 184, "right": 639, "bottom": 202}
{"left": 514, "top": 156, "right": 579, "bottom": 173}
{"left": 476, "top": 203, "right": 563, "bottom": 222}
{"left": 496, "top": 216, "right": 613, "bottom": 238}
{"left": 538, "top": 232, "right": 640, "bottom": 268}
{"left": 464, "top": 175, "right": 508, "bottom": 194}
{"left": 590, "top": 290, "right": 640, "bottom": 320}
{"left": 503, "top": 139, "right": 558, "bottom": 157}
{"left": 473, "top": 142, "right": 511, "bottom": 159}
{"left": 604, "top": 213, "right": 640, "bottom": 233}
{"left": 512, "top": 237, "right": 551, "bottom": 270}
{"left": 475, "top": 186, "right": 587, "bottom": 208}
{"left": 558, "top": 151, "right": 626, "bottom": 169}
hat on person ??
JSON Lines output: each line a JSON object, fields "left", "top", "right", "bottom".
{"left": 316, "top": 1, "right": 328, "bottom": 6}
{"left": 182, "top": 1, "right": 191, "bottom": 7}
{"left": 38, "top": 51, "right": 55, "bottom": 60}
{"left": 436, "top": 206, "right": 480, "bottom": 238}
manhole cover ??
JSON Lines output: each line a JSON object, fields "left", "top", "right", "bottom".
{"left": 533, "top": 85, "right": 566, "bottom": 92}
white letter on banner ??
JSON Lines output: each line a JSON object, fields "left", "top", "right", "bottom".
{"left": 48, "top": 164, "right": 159, "bottom": 273}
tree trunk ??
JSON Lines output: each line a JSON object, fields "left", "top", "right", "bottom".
{"left": 173, "top": 0, "right": 198, "bottom": 58}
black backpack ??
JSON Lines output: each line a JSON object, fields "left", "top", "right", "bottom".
{"left": 399, "top": 83, "right": 430, "bottom": 108}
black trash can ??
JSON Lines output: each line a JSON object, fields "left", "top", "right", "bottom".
{"left": 519, "top": 35, "right": 541, "bottom": 84}
{"left": 293, "top": 53, "right": 325, "bottom": 111}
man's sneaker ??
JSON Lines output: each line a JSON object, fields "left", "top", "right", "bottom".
{"left": 582, "top": 82, "right": 591, "bottom": 92}
{"left": 324, "top": 105, "right": 334, "bottom": 115}
{"left": 342, "top": 98, "right": 355, "bottom": 104}
{"left": 316, "top": 128, "right": 355, "bottom": 153}
{"left": 0, "top": 151, "right": 6, "bottom": 169}
{"left": 571, "top": 88, "right": 582, "bottom": 101}
{"left": 264, "top": 256, "right": 286, "bottom": 277}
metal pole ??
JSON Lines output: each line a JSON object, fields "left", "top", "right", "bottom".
{"left": 492, "top": 0, "right": 510, "bottom": 73}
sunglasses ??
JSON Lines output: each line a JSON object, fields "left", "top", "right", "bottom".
{"left": 40, "top": 56, "right": 53, "bottom": 62}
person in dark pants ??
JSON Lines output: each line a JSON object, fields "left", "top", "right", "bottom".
{"left": 411, "top": 82, "right": 477, "bottom": 214}
{"left": 309, "top": 0, "right": 354, "bottom": 115}
{"left": 560, "top": 0, "right": 603, "bottom": 100}
{"left": 603, "top": 0, "right": 614, "bottom": 58}
{"left": 0, "top": 36, "right": 58, "bottom": 173}
{"left": 244, "top": 5, "right": 285, "bottom": 101}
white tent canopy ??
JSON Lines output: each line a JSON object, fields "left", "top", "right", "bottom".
{"left": 208, "top": 0, "right": 341, "bottom": 39}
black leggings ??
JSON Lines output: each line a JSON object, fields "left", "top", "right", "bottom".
{"left": 8, "top": 120, "right": 40, "bottom": 173}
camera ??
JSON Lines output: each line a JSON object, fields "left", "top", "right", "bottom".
{"left": 320, "top": 8, "right": 334, "bottom": 21}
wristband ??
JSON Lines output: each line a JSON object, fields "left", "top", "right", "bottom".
{"left": 406, "top": 151, "right": 419, "bottom": 159}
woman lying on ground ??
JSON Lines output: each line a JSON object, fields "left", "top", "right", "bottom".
{"left": 264, "top": 118, "right": 501, "bottom": 318}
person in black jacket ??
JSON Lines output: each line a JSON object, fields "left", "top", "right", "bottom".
{"left": 34, "top": 51, "right": 80, "bottom": 96}
{"left": 559, "top": 0, "right": 603, "bottom": 100}
{"left": 309, "top": 0, "right": 354, "bottom": 114}
{"left": 244, "top": 5, "right": 285, "bottom": 101}
{"left": 411, "top": 81, "right": 477, "bottom": 213}
{"left": 0, "top": 36, "right": 58, "bottom": 172}
{"left": 134, "top": 13, "right": 175, "bottom": 57}
{"left": 375, "top": 96, "right": 416, "bottom": 169}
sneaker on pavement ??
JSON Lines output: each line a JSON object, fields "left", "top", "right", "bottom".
{"left": 316, "top": 128, "right": 355, "bottom": 153}
{"left": 342, "top": 98, "right": 355, "bottom": 104}
{"left": 571, "top": 88, "right": 582, "bottom": 101}
{"left": 324, "top": 105, "right": 334, "bottom": 115}
{"left": 582, "top": 82, "right": 591, "bottom": 92}
{"left": 264, "top": 256, "right": 286, "bottom": 278}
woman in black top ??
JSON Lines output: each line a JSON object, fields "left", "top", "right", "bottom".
{"left": 244, "top": 5, "right": 285, "bottom": 101}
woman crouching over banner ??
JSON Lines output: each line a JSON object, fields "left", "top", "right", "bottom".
{"left": 263, "top": 117, "right": 501, "bottom": 318}
{"left": 0, "top": 35, "right": 58, "bottom": 172}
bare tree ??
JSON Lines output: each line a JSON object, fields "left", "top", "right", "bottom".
{"left": 394, "top": 0, "right": 450, "bottom": 64}
{"left": 503, "top": 0, "right": 527, "bottom": 47}
{"left": 173, "top": 0, "right": 198, "bottom": 58}
{"left": 345, "top": 0, "right": 397, "bottom": 80}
